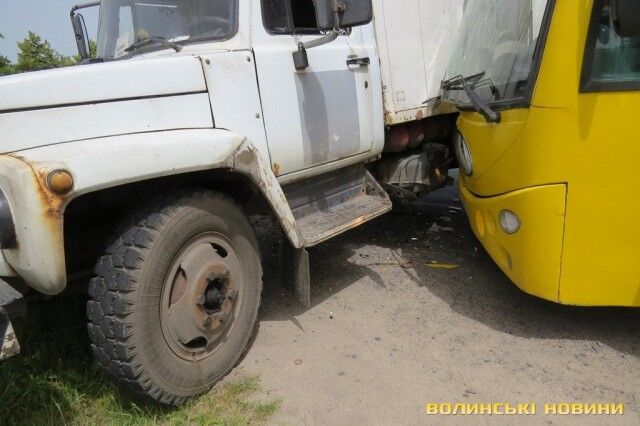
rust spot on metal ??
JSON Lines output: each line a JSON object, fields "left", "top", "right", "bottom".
{"left": 7, "top": 153, "right": 28, "bottom": 163}
{"left": 383, "top": 102, "right": 396, "bottom": 126}
{"left": 6, "top": 153, "right": 68, "bottom": 219}
{"left": 35, "top": 169, "right": 67, "bottom": 217}
{"left": 416, "top": 110, "right": 424, "bottom": 120}
{"left": 272, "top": 163, "right": 281, "bottom": 177}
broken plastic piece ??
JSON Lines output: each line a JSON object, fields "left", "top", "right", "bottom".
{"left": 426, "top": 262, "right": 460, "bottom": 270}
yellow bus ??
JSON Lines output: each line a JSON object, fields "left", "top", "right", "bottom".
{"left": 441, "top": 0, "right": 640, "bottom": 306}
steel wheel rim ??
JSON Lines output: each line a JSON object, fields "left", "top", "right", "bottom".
{"left": 160, "top": 232, "right": 244, "bottom": 361}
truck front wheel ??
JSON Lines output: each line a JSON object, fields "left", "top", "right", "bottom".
{"left": 87, "top": 191, "right": 262, "bottom": 405}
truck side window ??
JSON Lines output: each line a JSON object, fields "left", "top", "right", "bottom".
{"left": 581, "top": 0, "right": 640, "bottom": 92}
{"left": 262, "top": 0, "right": 292, "bottom": 33}
{"left": 262, "top": 0, "right": 322, "bottom": 34}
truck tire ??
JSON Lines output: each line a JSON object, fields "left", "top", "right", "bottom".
{"left": 87, "top": 190, "right": 262, "bottom": 405}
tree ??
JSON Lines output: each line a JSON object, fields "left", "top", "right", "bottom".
{"left": 0, "top": 33, "right": 13, "bottom": 76}
{"left": 72, "top": 39, "right": 98, "bottom": 63}
{"left": 15, "top": 31, "right": 68, "bottom": 72}
{"left": 89, "top": 39, "right": 98, "bottom": 58}
{"left": 0, "top": 55, "right": 12, "bottom": 76}
{"left": 2, "top": 32, "right": 98, "bottom": 76}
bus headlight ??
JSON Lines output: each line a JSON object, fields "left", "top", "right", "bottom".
{"left": 454, "top": 131, "right": 473, "bottom": 176}
{"left": 499, "top": 210, "right": 521, "bottom": 234}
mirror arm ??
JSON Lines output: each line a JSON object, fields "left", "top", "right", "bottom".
{"left": 293, "top": 2, "right": 342, "bottom": 71}
{"left": 293, "top": 29, "right": 339, "bottom": 71}
{"left": 70, "top": 1, "right": 100, "bottom": 15}
{"left": 302, "top": 30, "right": 339, "bottom": 50}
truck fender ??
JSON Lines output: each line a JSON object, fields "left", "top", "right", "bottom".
{"left": 4, "top": 129, "right": 303, "bottom": 295}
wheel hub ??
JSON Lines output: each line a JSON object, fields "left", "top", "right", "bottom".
{"left": 160, "top": 234, "right": 243, "bottom": 359}
{"left": 200, "top": 271, "right": 230, "bottom": 313}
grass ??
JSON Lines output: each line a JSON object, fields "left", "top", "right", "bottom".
{"left": 0, "top": 295, "right": 280, "bottom": 425}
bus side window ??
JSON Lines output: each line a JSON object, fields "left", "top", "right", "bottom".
{"left": 581, "top": 0, "right": 640, "bottom": 92}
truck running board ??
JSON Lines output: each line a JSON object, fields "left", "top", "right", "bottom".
{"left": 284, "top": 164, "right": 392, "bottom": 247}
{"left": 280, "top": 165, "right": 391, "bottom": 307}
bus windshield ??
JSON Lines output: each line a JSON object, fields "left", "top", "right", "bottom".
{"left": 97, "top": 0, "right": 238, "bottom": 59}
{"left": 443, "top": 0, "right": 551, "bottom": 107}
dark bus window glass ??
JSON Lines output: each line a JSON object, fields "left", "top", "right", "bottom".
{"left": 581, "top": 0, "right": 640, "bottom": 92}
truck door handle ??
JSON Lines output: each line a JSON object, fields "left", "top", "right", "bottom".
{"left": 347, "top": 57, "right": 370, "bottom": 68}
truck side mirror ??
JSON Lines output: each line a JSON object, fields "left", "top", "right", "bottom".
{"left": 293, "top": 0, "right": 373, "bottom": 71}
{"left": 71, "top": 13, "right": 90, "bottom": 60}
{"left": 611, "top": 0, "right": 640, "bottom": 38}
{"left": 71, "top": 1, "right": 100, "bottom": 61}
{"left": 315, "top": 0, "right": 373, "bottom": 31}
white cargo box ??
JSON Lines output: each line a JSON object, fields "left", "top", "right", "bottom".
{"left": 373, "top": 0, "right": 464, "bottom": 125}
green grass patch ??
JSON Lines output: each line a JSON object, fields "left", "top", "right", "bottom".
{"left": 0, "top": 295, "right": 280, "bottom": 425}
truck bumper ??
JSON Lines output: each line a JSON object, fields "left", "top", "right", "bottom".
{"left": 459, "top": 181, "right": 567, "bottom": 303}
{"left": 0, "top": 279, "right": 22, "bottom": 361}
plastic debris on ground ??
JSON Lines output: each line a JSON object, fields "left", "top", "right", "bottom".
{"left": 426, "top": 261, "right": 460, "bottom": 270}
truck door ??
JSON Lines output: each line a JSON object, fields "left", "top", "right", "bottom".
{"left": 252, "top": 0, "right": 380, "bottom": 177}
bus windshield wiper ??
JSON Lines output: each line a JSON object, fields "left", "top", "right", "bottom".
{"left": 124, "top": 36, "right": 182, "bottom": 54}
{"left": 441, "top": 71, "right": 486, "bottom": 90}
{"left": 442, "top": 72, "right": 501, "bottom": 123}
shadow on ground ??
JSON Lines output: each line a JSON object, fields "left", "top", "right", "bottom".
{"left": 254, "top": 185, "right": 640, "bottom": 361}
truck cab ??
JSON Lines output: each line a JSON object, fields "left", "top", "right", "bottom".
{"left": 0, "top": 0, "right": 462, "bottom": 404}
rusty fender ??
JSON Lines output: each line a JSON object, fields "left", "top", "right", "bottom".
{"left": 2, "top": 129, "right": 303, "bottom": 295}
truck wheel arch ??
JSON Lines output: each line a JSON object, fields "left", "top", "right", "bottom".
{"left": 9, "top": 130, "right": 303, "bottom": 294}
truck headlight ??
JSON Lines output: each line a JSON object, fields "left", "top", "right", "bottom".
{"left": 454, "top": 131, "right": 473, "bottom": 176}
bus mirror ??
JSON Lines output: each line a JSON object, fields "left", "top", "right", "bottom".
{"left": 611, "top": 0, "right": 640, "bottom": 38}
{"left": 315, "top": 0, "right": 373, "bottom": 30}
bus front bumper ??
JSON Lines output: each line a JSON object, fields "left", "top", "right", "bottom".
{"left": 459, "top": 182, "right": 567, "bottom": 303}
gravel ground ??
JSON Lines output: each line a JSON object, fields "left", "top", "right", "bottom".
{"left": 234, "top": 180, "right": 640, "bottom": 425}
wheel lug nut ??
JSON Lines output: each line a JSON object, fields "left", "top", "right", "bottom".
{"left": 227, "top": 290, "right": 237, "bottom": 300}
{"left": 196, "top": 295, "right": 205, "bottom": 306}
{"left": 203, "top": 316, "right": 212, "bottom": 327}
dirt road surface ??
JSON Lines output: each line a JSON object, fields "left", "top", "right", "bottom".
{"left": 233, "top": 180, "right": 640, "bottom": 425}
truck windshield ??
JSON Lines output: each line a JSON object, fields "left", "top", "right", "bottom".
{"left": 443, "top": 0, "right": 551, "bottom": 108}
{"left": 97, "top": 0, "right": 238, "bottom": 59}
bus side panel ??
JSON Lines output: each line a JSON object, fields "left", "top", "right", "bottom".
{"left": 460, "top": 183, "right": 567, "bottom": 303}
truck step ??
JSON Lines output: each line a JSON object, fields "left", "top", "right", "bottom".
{"left": 284, "top": 165, "right": 392, "bottom": 247}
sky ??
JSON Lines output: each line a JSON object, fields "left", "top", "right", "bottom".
{"left": 0, "top": 0, "right": 99, "bottom": 61}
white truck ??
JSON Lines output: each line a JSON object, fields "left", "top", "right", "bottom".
{"left": 0, "top": 0, "right": 462, "bottom": 404}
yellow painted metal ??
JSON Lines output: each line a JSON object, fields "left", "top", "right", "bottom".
{"left": 457, "top": 0, "right": 640, "bottom": 306}
{"left": 460, "top": 183, "right": 566, "bottom": 302}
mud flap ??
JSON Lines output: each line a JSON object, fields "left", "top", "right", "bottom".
{"left": 280, "top": 238, "right": 311, "bottom": 308}
{"left": 0, "top": 308, "right": 19, "bottom": 360}
{"left": 0, "top": 280, "right": 22, "bottom": 361}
